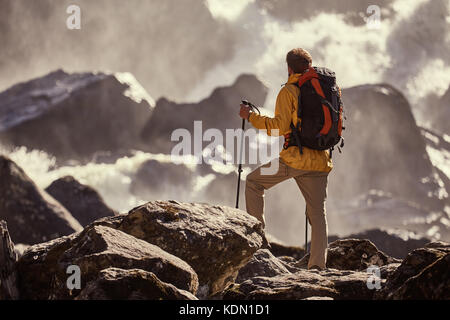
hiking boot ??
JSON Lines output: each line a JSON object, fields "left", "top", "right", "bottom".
{"left": 308, "top": 265, "right": 324, "bottom": 271}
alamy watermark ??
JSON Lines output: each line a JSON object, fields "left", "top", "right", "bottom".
{"left": 365, "top": 5, "right": 381, "bottom": 30}
{"left": 66, "top": 4, "right": 81, "bottom": 30}
{"left": 366, "top": 265, "right": 382, "bottom": 290}
{"left": 66, "top": 265, "right": 81, "bottom": 290}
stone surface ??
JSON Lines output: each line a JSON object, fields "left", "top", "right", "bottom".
{"left": 0, "top": 155, "right": 82, "bottom": 244}
{"left": 0, "top": 220, "right": 19, "bottom": 300}
{"left": 97, "top": 200, "right": 264, "bottom": 298}
{"left": 46, "top": 176, "right": 116, "bottom": 227}
{"left": 295, "top": 239, "right": 400, "bottom": 271}
{"left": 235, "top": 249, "right": 291, "bottom": 283}
{"left": 0, "top": 70, "right": 153, "bottom": 161}
{"left": 76, "top": 267, "right": 198, "bottom": 300}
{"left": 17, "top": 225, "right": 198, "bottom": 300}
{"left": 224, "top": 268, "right": 375, "bottom": 300}
{"left": 328, "top": 228, "right": 430, "bottom": 259}
{"left": 376, "top": 241, "right": 450, "bottom": 300}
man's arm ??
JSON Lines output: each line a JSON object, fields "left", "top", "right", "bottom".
{"left": 247, "top": 87, "right": 295, "bottom": 136}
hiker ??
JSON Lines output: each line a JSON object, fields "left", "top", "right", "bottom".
{"left": 238, "top": 48, "right": 344, "bottom": 270}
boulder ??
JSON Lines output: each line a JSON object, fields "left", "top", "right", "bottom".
{"left": 223, "top": 268, "right": 375, "bottom": 300}
{"left": 328, "top": 229, "right": 430, "bottom": 259}
{"left": 376, "top": 241, "right": 450, "bottom": 299}
{"left": 97, "top": 201, "right": 264, "bottom": 298}
{"left": 235, "top": 249, "right": 291, "bottom": 284}
{"left": 295, "top": 239, "right": 399, "bottom": 271}
{"left": 76, "top": 267, "right": 198, "bottom": 300}
{"left": 0, "top": 221, "right": 19, "bottom": 300}
{"left": 388, "top": 253, "right": 449, "bottom": 300}
{"left": 0, "top": 155, "right": 82, "bottom": 244}
{"left": 140, "top": 74, "right": 268, "bottom": 154}
{"left": 45, "top": 176, "right": 116, "bottom": 227}
{"left": 0, "top": 70, "right": 153, "bottom": 161}
{"left": 17, "top": 225, "right": 199, "bottom": 299}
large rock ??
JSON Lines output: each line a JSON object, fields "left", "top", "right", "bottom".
{"left": 376, "top": 241, "right": 450, "bottom": 299}
{"left": 0, "top": 221, "right": 19, "bottom": 300}
{"left": 0, "top": 155, "right": 82, "bottom": 244}
{"left": 296, "top": 239, "right": 399, "bottom": 271}
{"left": 140, "top": 74, "right": 268, "bottom": 154}
{"left": 96, "top": 201, "right": 264, "bottom": 298}
{"left": 0, "top": 70, "right": 154, "bottom": 161}
{"left": 17, "top": 225, "right": 199, "bottom": 299}
{"left": 224, "top": 269, "right": 376, "bottom": 300}
{"left": 76, "top": 267, "right": 198, "bottom": 300}
{"left": 388, "top": 253, "right": 449, "bottom": 299}
{"left": 45, "top": 176, "right": 116, "bottom": 227}
{"left": 328, "top": 229, "right": 430, "bottom": 259}
{"left": 235, "top": 249, "right": 291, "bottom": 284}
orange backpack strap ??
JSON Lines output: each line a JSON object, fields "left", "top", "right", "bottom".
{"left": 310, "top": 77, "right": 332, "bottom": 136}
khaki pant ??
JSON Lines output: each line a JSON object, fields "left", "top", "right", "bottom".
{"left": 245, "top": 158, "right": 329, "bottom": 269}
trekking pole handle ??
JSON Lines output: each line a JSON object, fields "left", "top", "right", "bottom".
{"left": 241, "top": 100, "right": 261, "bottom": 115}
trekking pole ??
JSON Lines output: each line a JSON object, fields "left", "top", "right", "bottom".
{"left": 305, "top": 209, "right": 309, "bottom": 252}
{"left": 235, "top": 100, "right": 260, "bottom": 209}
{"left": 235, "top": 117, "right": 246, "bottom": 208}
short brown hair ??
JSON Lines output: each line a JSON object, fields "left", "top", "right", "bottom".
{"left": 286, "top": 48, "right": 312, "bottom": 73}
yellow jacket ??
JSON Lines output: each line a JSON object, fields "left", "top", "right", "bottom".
{"left": 248, "top": 73, "right": 333, "bottom": 173}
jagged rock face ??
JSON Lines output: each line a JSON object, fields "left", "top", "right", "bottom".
{"left": 328, "top": 229, "right": 430, "bottom": 259}
{"left": 96, "top": 201, "right": 264, "bottom": 298}
{"left": 296, "top": 239, "right": 399, "bottom": 271}
{"left": 76, "top": 268, "right": 198, "bottom": 300}
{"left": 0, "top": 156, "right": 82, "bottom": 244}
{"left": 235, "top": 249, "right": 291, "bottom": 283}
{"left": 140, "top": 74, "right": 268, "bottom": 154}
{"left": 0, "top": 70, "right": 153, "bottom": 161}
{"left": 45, "top": 176, "right": 116, "bottom": 227}
{"left": 224, "top": 269, "right": 375, "bottom": 300}
{"left": 16, "top": 225, "right": 199, "bottom": 300}
{"left": 376, "top": 241, "right": 450, "bottom": 299}
{"left": 334, "top": 84, "right": 442, "bottom": 211}
{"left": 0, "top": 221, "right": 19, "bottom": 300}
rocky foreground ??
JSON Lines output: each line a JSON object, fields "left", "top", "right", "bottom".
{"left": 1, "top": 199, "right": 449, "bottom": 300}
{"left": 0, "top": 155, "right": 448, "bottom": 300}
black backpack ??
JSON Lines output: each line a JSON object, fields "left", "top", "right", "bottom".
{"left": 283, "top": 66, "right": 345, "bottom": 158}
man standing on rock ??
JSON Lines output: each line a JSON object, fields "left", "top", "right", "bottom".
{"left": 239, "top": 48, "right": 335, "bottom": 270}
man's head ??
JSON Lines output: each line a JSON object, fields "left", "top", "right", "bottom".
{"left": 286, "top": 48, "right": 312, "bottom": 75}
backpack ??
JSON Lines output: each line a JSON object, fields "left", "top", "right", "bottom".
{"left": 283, "top": 66, "right": 345, "bottom": 158}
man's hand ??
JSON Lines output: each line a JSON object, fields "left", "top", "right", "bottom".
{"left": 239, "top": 104, "right": 251, "bottom": 120}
